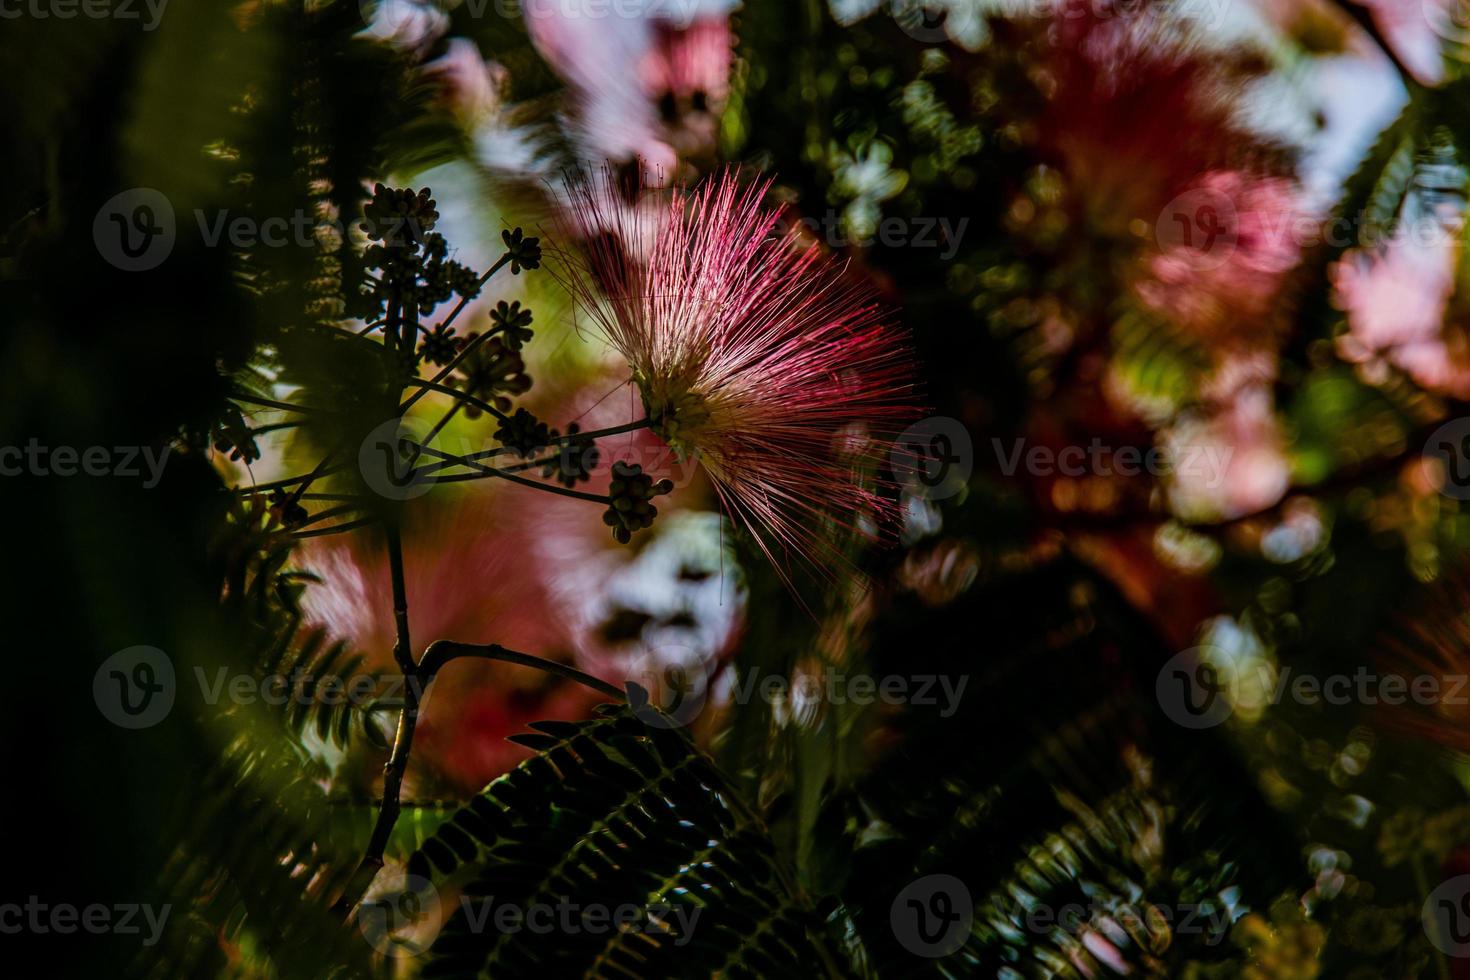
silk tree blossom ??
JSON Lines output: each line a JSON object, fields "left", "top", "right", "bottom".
{"left": 1138, "top": 171, "right": 1304, "bottom": 350}
{"left": 553, "top": 169, "right": 921, "bottom": 583}
{"left": 1163, "top": 363, "right": 1291, "bottom": 522}
{"left": 1333, "top": 220, "right": 1470, "bottom": 398}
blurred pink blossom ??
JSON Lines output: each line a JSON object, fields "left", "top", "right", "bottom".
{"left": 1359, "top": 0, "right": 1449, "bottom": 85}
{"left": 1333, "top": 224, "right": 1470, "bottom": 396}
{"left": 525, "top": 5, "right": 678, "bottom": 170}
{"left": 1035, "top": 5, "right": 1278, "bottom": 237}
{"left": 1138, "top": 171, "right": 1304, "bottom": 349}
{"left": 498, "top": 376, "right": 745, "bottom": 693}
{"left": 523, "top": 2, "right": 737, "bottom": 174}
{"left": 1164, "top": 358, "right": 1292, "bottom": 522}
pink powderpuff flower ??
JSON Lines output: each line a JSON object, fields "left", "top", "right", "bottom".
{"left": 1333, "top": 222, "right": 1470, "bottom": 398}
{"left": 1027, "top": 3, "right": 1280, "bottom": 240}
{"left": 295, "top": 491, "right": 602, "bottom": 791}
{"left": 1138, "top": 170, "right": 1304, "bottom": 350}
{"left": 523, "top": 1, "right": 678, "bottom": 173}
{"left": 552, "top": 168, "right": 921, "bottom": 586}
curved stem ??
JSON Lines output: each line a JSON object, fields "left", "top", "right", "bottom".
{"left": 291, "top": 502, "right": 362, "bottom": 531}
{"left": 397, "top": 254, "right": 513, "bottom": 416}
{"left": 553, "top": 418, "right": 651, "bottom": 444}
{"left": 230, "top": 464, "right": 349, "bottom": 495}
{"left": 402, "top": 418, "right": 651, "bottom": 482}
{"left": 409, "top": 443, "right": 611, "bottom": 504}
{"left": 420, "top": 640, "right": 625, "bottom": 700}
{"left": 291, "top": 516, "right": 377, "bottom": 539}
{"left": 230, "top": 390, "right": 317, "bottom": 415}
{"left": 402, "top": 378, "right": 511, "bottom": 423}
{"left": 409, "top": 451, "right": 554, "bottom": 482}
{"left": 247, "top": 421, "right": 305, "bottom": 437}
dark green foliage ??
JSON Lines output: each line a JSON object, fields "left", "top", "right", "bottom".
{"left": 407, "top": 700, "right": 836, "bottom": 979}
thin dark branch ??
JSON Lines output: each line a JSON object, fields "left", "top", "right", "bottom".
{"left": 230, "top": 390, "right": 317, "bottom": 415}
{"left": 420, "top": 640, "right": 626, "bottom": 700}
{"left": 402, "top": 378, "right": 511, "bottom": 423}
{"left": 230, "top": 464, "right": 350, "bottom": 495}
{"left": 291, "top": 516, "right": 378, "bottom": 538}
{"left": 291, "top": 503, "right": 363, "bottom": 531}
{"left": 410, "top": 443, "right": 611, "bottom": 503}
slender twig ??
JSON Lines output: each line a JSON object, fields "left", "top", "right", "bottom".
{"left": 414, "top": 453, "right": 558, "bottom": 483}
{"left": 402, "top": 417, "right": 651, "bottom": 481}
{"left": 230, "top": 464, "right": 350, "bottom": 495}
{"left": 290, "top": 503, "right": 363, "bottom": 531}
{"left": 386, "top": 526, "right": 414, "bottom": 675}
{"left": 292, "top": 516, "right": 378, "bottom": 539}
{"left": 247, "top": 421, "right": 304, "bottom": 437}
{"left": 402, "top": 378, "right": 511, "bottom": 423}
{"left": 397, "top": 255, "right": 512, "bottom": 416}
{"left": 420, "top": 640, "right": 625, "bottom": 699}
{"left": 421, "top": 400, "right": 464, "bottom": 449}
{"left": 409, "top": 446, "right": 517, "bottom": 478}
{"left": 285, "top": 446, "right": 344, "bottom": 507}
{"left": 409, "top": 443, "right": 611, "bottom": 503}
{"left": 430, "top": 253, "right": 510, "bottom": 339}
{"left": 230, "top": 390, "right": 317, "bottom": 415}
{"left": 309, "top": 322, "right": 384, "bottom": 348}
{"left": 550, "top": 418, "right": 651, "bottom": 444}
{"left": 334, "top": 474, "right": 419, "bottom": 914}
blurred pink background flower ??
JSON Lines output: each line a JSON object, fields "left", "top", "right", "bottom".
{"left": 1138, "top": 171, "right": 1305, "bottom": 350}
{"left": 1333, "top": 217, "right": 1470, "bottom": 397}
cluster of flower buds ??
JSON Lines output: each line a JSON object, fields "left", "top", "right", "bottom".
{"left": 495, "top": 408, "right": 554, "bottom": 457}
{"left": 489, "top": 300, "right": 534, "bottom": 351}
{"left": 357, "top": 186, "right": 481, "bottom": 325}
{"left": 603, "top": 461, "right": 673, "bottom": 543}
{"left": 417, "top": 323, "right": 460, "bottom": 366}
{"left": 266, "top": 487, "right": 308, "bottom": 530}
{"left": 542, "top": 423, "right": 599, "bottom": 488}
{"left": 500, "top": 227, "right": 542, "bottom": 274}
{"left": 493, "top": 411, "right": 600, "bottom": 488}
{"left": 454, "top": 334, "right": 531, "bottom": 416}
{"left": 360, "top": 184, "right": 438, "bottom": 249}
{"left": 213, "top": 407, "right": 260, "bottom": 464}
